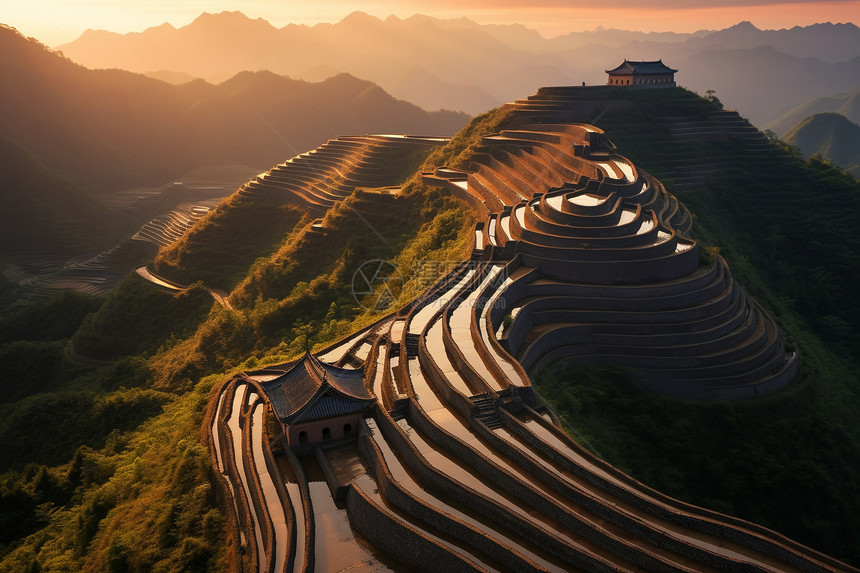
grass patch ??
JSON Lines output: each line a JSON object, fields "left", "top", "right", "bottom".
{"left": 72, "top": 274, "right": 214, "bottom": 361}
{"left": 154, "top": 195, "right": 308, "bottom": 291}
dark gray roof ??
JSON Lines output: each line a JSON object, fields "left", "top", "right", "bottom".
{"left": 606, "top": 60, "right": 678, "bottom": 75}
{"left": 290, "top": 395, "right": 368, "bottom": 424}
{"left": 261, "top": 352, "right": 374, "bottom": 424}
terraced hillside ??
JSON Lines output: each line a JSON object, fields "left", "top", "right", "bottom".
{"left": 204, "top": 89, "right": 853, "bottom": 572}
{"left": 507, "top": 86, "right": 785, "bottom": 191}
{"left": 241, "top": 135, "right": 447, "bottom": 213}
{"left": 2, "top": 164, "right": 262, "bottom": 303}
{"left": 425, "top": 121, "right": 795, "bottom": 400}
{"left": 153, "top": 135, "right": 445, "bottom": 290}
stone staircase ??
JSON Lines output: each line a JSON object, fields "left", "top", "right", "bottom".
{"left": 470, "top": 393, "right": 503, "bottom": 429}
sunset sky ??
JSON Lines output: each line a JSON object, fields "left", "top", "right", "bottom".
{"left": 3, "top": 0, "right": 860, "bottom": 45}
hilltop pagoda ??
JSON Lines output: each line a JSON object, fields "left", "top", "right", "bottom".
{"left": 606, "top": 59, "right": 677, "bottom": 87}
{"left": 261, "top": 353, "right": 375, "bottom": 447}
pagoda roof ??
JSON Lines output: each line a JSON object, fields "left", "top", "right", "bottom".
{"left": 261, "top": 352, "right": 375, "bottom": 424}
{"left": 606, "top": 59, "right": 678, "bottom": 75}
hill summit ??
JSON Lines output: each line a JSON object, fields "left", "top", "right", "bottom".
{"left": 783, "top": 112, "right": 860, "bottom": 176}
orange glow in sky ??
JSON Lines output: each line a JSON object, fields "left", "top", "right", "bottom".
{"left": 3, "top": 1, "right": 859, "bottom": 45}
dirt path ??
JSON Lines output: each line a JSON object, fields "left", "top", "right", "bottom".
{"left": 135, "top": 266, "right": 233, "bottom": 310}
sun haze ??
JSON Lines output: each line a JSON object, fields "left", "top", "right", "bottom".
{"left": 4, "top": 0, "right": 859, "bottom": 45}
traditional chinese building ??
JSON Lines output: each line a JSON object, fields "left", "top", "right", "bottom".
{"left": 261, "top": 353, "right": 375, "bottom": 447}
{"left": 606, "top": 60, "right": 677, "bottom": 87}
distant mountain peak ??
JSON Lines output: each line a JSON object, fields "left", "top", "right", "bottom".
{"left": 793, "top": 111, "right": 858, "bottom": 133}
{"left": 731, "top": 20, "right": 760, "bottom": 31}
{"left": 784, "top": 111, "right": 860, "bottom": 175}
{"left": 142, "top": 22, "right": 176, "bottom": 34}
{"left": 812, "top": 110, "right": 853, "bottom": 121}
{"left": 322, "top": 71, "right": 372, "bottom": 87}
{"left": 76, "top": 28, "right": 120, "bottom": 40}
{"left": 800, "top": 22, "right": 860, "bottom": 31}
{"left": 341, "top": 11, "right": 383, "bottom": 26}
{"left": 192, "top": 10, "right": 251, "bottom": 23}
{"left": 187, "top": 10, "right": 274, "bottom": 31}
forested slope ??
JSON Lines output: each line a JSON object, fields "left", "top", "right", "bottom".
{"left": 783, "top": 112, "right": 860, "bottom": 176}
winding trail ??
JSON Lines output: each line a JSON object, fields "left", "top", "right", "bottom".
{"left": 135, "top": 266, "right": 234, "bottom": 310}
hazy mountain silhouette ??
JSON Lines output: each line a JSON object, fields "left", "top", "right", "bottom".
{"left": 57, "top": 11, "right": 577, "bottom": 114}
{"left": 387, "top": 65, "right": 501, "bottom": 113}
{"left": 56, "top": 11, "right": 860, "bottom": 124}
{"left": 548, "top": 26, "right": 704, "bottom": 51}
{"left": 0, "top": 134, "right": 115, "bottom": 257}
{"left": 766, "top": 87, "right": 860, "bottom": 135}
{"left": 783, "top": 112, "right": 860, "bottom": 176}
{"left": 673, "top": 47, "right": 860, "bottom": 126}
{"left": 4, "top": 25, "right": 467, "bottom": 189}
{"left": 146, "top": 70, "right": 199, "bottom": 85}
{"left": 0, "top": 25, "right": 468, "bottom": 263}
{"left": 687, "top": 21, "right": 860, "bottom": 63}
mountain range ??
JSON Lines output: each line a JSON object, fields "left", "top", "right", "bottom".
{"left": 56, "top": 12, "right": 860, "bottom": 126}
{"left": 0, "top": 25, "right": 468, "bottom": 263}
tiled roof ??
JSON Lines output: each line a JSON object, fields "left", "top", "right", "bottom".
{"left": 261, "top": 352, "right": 374, "bottom": 423}
{"left": 290, "top": 395, "right": 369, "bottom": 424}
{"left": 606, "top": 60, "right": 678, "bottom": 75}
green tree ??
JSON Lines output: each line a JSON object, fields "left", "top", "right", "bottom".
{"left": 705, "top": 89, "right": 723, "bottom": 109}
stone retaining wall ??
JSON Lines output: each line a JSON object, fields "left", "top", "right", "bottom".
{"left": 314, "top": 445, "right": 350, "bottom": 502}
{"left": 260, "top": 426, "right": 297, "bottom": 573}
{"left": 242, "top": 396, "right": 276, "bottom": 573}
{"left": 204, "top": 381, "right": 247, "bottom": 573}
{"left": 440, "top": 265, "right": 499, "bottom": 396}
{"left": 345, "top": 484, "right": 488, "bottom": 573}
{"left": 217, "top": 381, "right": 262, "bottom": 573}
{"left": 357, "top": 419, "right": 546, "bottom": 573}
{"left": 397, "top": 400, "right": 621, "bottom": 572}
{"left": 470, "top": 257, "right": 533, "bottom": 388}
{"left": 283, "top": 443, "right": 315, "bottom": 573}
{"left": 473, "top": 412, "right": 766, "bottom": 572}
{"left": 519, "top": 245, "right": 700, "bottom": 284}
{"left": 503, "top": 405, "right": 841, "bottom": 572}
{"left": 417, "top": 337, "right": 477, "bottom": 420}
